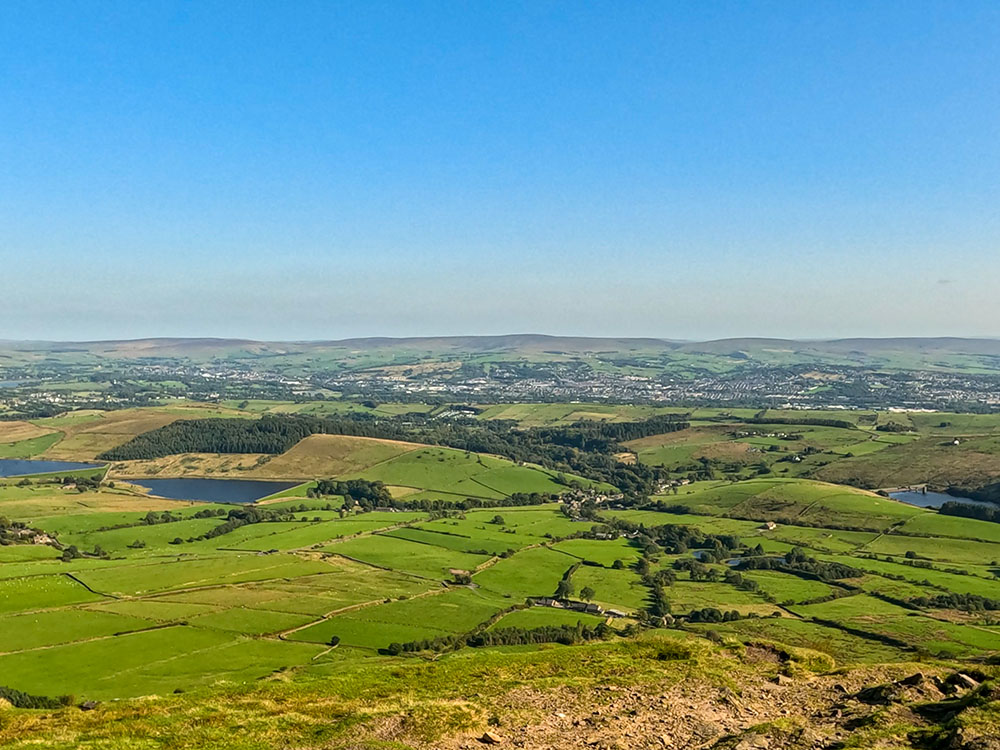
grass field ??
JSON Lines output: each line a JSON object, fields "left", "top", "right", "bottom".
{"left": 324, "top": 533, "right": 492, "bottom": 579}
{"left": 474, "top": 547, "right": 577, "bottom": 600}
{"left": 5, "top": 404, "right": 1000, "bottom": 708}
{"left": 0, "top": 431, "right": 63, "bottom": 458}
{"left": 488, "top": 606, "right": 607, "bottom": 630}
{"left": 662, "top": 477, "right": 923, "bottom": 531}
{"left": 290, "top": 588, "right": 508, "bottom": 648}
{"left": 345, "top": 446, "right": 595, "bottom": 498}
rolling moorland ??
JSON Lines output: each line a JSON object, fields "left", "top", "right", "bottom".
{"left": 2, "top": 388, "right": 1000, "bottom": 748}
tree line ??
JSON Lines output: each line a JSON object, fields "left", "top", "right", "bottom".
{"left": 737, "top": 547, "right": 862, "bottom": 581}
{"left": 382, "top": 621, "right": 616, "bottom": 655}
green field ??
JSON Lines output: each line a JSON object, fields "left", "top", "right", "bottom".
{"left": 345, "top": 446, "right": 598, "bottom": 498}
{"left": 474, "top": 547, "right": 578, "bottom": 600}
{"left": 324, "top": 533, "right": 492, "bottom": 579}
{"left": 488, "top": 606, "right": 607, "bottom": 630}
{"left": 5, "top": 403, "right": 1000, "bottom": 714}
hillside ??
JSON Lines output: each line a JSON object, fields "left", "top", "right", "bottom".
{"left": 5, "top": 406, "right": 1000, "bottom": 750}
{"left": 3, "top": 634, "right": 999, "bottom": 750}
{"left": 5, "top": 335, "right": 1000, "bottom": 370}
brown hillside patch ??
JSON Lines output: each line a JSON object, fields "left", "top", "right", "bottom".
{"left": 624, "top": 425, "right": 730, "bottom": 451}
{"left": 108, "top": 453, "right": 269, "bottom": 479}
{"left": 696, "top": 441, "right": 753, "bottom": 460}
{"left": 244, "top": 434, "right": 424, "bottom": 479}
{"left": 40, "top": 406, "right": 245, "bottom": 461}
{"left": 2, "top": 487, "right": 200, "bottom": 519}
{"left": 814, "top": 434, "right": 1000, "bottom": 490}
{"left": 0, "top": 421, "right": 59, "bottom": 443}
{"left": 42, "top": 411, "right": 182, "bottom": 460}
{"left": 625, "top": 425, "right": 753, "bottom": 463}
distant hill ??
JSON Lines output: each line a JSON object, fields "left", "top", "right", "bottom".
{"left": 4, "top": 335, "right": 1000, "bottom": 372}
{"left": 7, "top": 334, "right": 1000, "bottom": 353}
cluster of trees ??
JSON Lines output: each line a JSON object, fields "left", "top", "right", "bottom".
{"left": 644, "top": 570, "right": 674, "bottom": 617}
{"left": 608, "top": 518, "right": 741, "bottom": 557}
{"left": 909, "top": 593, "right": 1000, "bottom": 612}
{"left": 672, "top": 558, "right": 721, "bottom": 582}
{"left": 532, "top": 415, "right": 689, "bottom": 453}
{"left": 99, "top": 416, "right": 331, "bottom": 460}
{"left": 53, "top": 475, "right": 102, "bottom": 492}
{"left": 99, "top": 412, "right": 688, "bottom": 497}
{"left": 313, "top": 479, "right": 393, "bottom": 508}
{"left": 154, "top": 506, "right": 299, "bottom": 546}
{"left": 0, "top": 515, "right": 37, "bottom": 546}
{"left": 721, "top": 569, "right": 762, "bottom": 593}
{"left": 939, "top": 500, "right": 1000, "bottom": 524}
{"left": 738, "top": 547, "right": 862, "bottom": 581}
{"left": 313, "top": 479, "right": 561, "bottom": 515}
{"left": 0, "top": 685, "right": 73, "bottom": 709}
{"left": 60, "top": 544, "right": 109, "bottom": 562}
{"left": 686, "top": 607, "right": 745, "bottom": 623}
{"left": 382, "top": 621, "right": 615, "bottom": 655}
{"left": 553, "top": 562, "right": 581, "bottom": 599}
{"left": 199, "top": 506, "right": 296, "bottom": 541}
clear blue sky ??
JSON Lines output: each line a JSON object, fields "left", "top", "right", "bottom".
{"left": 2, "top": 1, "right": 998, "bottom": 341}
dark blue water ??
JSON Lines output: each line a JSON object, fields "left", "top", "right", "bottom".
{"left": 128, "top": 478, "right": 301, "bottom": 504}
{"left": 0, "top": 458, "right": 104, "bottom": 477}
{"left": 890, "top": 490, "right": 996, "bottom": 510}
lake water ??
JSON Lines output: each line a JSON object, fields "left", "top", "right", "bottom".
{"left": 128, "top": 478, "right": 301, "bottom": 504}
{"left": 0, "top": 458, "right": 104, "bottom": 477}
{"left": 889, "top": 490, "right": 996, "bottom": 510}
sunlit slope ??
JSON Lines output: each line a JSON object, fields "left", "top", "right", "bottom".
{"left": 342, "top": 445, "right": 599, "bottom": 499}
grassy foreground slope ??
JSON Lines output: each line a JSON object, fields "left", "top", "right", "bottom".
{"left": 2, "top": 633, "right": 999, "bottom": 750}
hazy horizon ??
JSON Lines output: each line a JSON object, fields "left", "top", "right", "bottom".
{"left": 5, "top": 332, "right": 1000, "bottom": 346}
{"left": 3, "top": 2, "right": 998, "bottom": 341}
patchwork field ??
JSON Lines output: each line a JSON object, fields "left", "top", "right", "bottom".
{"left": 4, "top": 404, "right": 1000, "bottom": 716}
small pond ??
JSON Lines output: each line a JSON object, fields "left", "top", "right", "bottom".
{"left": 889, "top": 490, "right": 996, "bottom": 510}
{"left": 128, "top": 478, "right": 301, "bottom": 504}
{"left": 0, "top": 458, "right": 104, "bottom": 477}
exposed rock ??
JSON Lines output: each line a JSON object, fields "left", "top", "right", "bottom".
{"left": 955, "top": 673, "right": 980, "bottom": 691}
{"left": 479, "top": 731, "right": 503, "bottom": 745}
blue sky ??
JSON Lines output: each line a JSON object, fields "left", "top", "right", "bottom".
{"left": 1, "top": 1, "right": 998, "bottom": 341}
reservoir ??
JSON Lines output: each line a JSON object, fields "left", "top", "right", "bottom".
{"left": 0, "top": 458, "right": 105, "bottom": 477}
{"left": 889, "top": 490, "right": 996, "bottom": 510}
{"left": 128, "top": 478, "right": 301, "bottom": 504}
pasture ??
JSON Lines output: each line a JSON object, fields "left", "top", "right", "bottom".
{"left": 345, "top": 447, "right": 590, "bottom": 498}
{"left": 5, "top": 405, "right": 1000, "bottom": 704}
